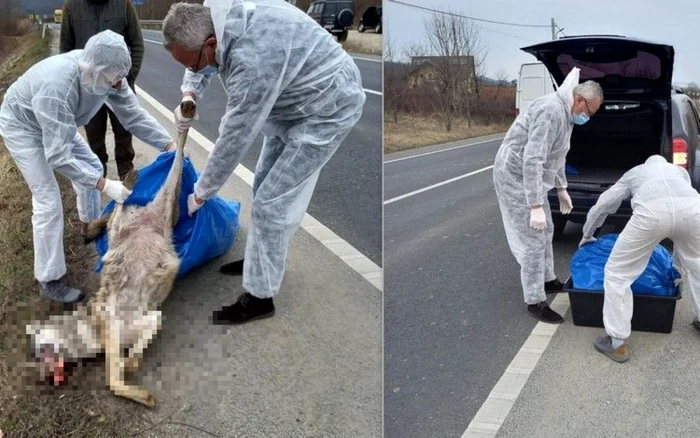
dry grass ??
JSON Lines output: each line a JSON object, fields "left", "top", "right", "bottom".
{"left": 384, "top": 113, "right": 509, "bottom": 153}
{"left": 340, "top": 30, "right": 382, "bottom": 55}
{"left": 0, "top": 28, "right": 170, "bottom": 438}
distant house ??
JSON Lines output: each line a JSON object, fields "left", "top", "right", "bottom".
{"left": 407, "top": 55, "right": 477, "bottom": 93}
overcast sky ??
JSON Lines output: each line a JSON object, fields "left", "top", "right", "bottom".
{"left": 385, "top": 0, "right": 700, "bottom": 85}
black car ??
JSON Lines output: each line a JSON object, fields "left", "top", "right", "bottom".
{"left": 358, "top": 5, "right": 381, "bottom": 34}
{"left": 520, "top": 35, "right": 699, "bottom": 239}
{"left": 306, "top": 0, "right": 355, "bottom": 42}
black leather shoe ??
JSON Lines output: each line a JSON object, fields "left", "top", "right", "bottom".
{"left": 693, "top": 319, "right": 700, "bottom": 332}
{"left": 545, "top": 279, "right": 565, "bottom": 293}
{"left": 212, "top": 293, "right": 275, "bottom": 325}
{"left": 527, "top": 301, "right": 563, "bottom": 324}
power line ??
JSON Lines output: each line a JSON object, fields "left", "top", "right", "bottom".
{"left": 479, "top": 25, "right": 538, "bottom": 42}
{"left": 387, "top": 0, "right": 551, "bottom": 29}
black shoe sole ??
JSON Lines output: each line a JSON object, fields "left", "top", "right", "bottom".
{"left": 212, "top": 308, "right": 275, "bottom": 326}
{"left": 527, "top": 309, "right": 564, "bottom": 324}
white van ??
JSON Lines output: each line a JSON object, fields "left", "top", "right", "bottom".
{"left": 515, "top": 62, "right": 556, "bottom": 116}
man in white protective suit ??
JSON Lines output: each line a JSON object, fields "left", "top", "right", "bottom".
{"left": 0, "top": 30, "right": 175, "bottom": 303}
{"left": 580, "top": 155, "right": 700, "bottom": 363}
{"left": 493, "top": 67, "right": 604, "bottom": 324}
{"left": 161, "top": 0, "right": 365, "bottom": 325}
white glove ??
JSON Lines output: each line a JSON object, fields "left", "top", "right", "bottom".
{"left": 187, "top": 193, "right": 204, "bottom": 217}
{"left": 102, "top": 179, "right": 132, "bottom": 204}
{"left": 529, "top": 206, "right": 547, "bottom": 231}
{"left": 174, "top": 95, "right": 198, "bottom": 132}
{"left": 557, "top": 188, "right": 573, "bottom": 215}
{"left": 579, "top": 235, "right": 597, "bottom": 248}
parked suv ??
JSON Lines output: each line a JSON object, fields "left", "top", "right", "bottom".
{"left": 307, "top": 0, "right": 355, "bottom": 42}
{"left": 358, "top": 5, "right": 381, "bottom": 34}
{"left": 520, "top": 35, "right": 699, "bottom": 239}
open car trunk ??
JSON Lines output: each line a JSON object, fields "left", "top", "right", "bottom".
{"left": 521, "top": 36, "right": 674, "bottom": 192}
{"left": 565, "top": 100, "right": 665, "bottom": 189}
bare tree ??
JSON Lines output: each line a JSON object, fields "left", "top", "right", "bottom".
{"left": 0, "top": 0, "right": 23, "bottom": 37}
{"left": 383, "top": 35, "right": 410, "bottom": 124}
{"left": 412, "top": 9, "right": 487, "bottom": 132}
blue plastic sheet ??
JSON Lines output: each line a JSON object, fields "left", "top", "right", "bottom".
{"left": 570, "top": 234, "right": 680, "bottom": 296}
{"left": 94, "top": 152, "right": 241, "bottom": 278}
{"left": 565, "top": 164, "right": 579, "bottom": 175}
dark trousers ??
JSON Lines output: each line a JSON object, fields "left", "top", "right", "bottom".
{"left": 84, "top": 105, "right": 135, "bottom": 180}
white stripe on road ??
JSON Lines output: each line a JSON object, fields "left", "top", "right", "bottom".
{"left": 351, "top": 55, "right": 382, "bottom": 63}
{"left": 134, "top": 85, "right": 383, "bottom": 292}
{"left": 384, "top": 136, "right": 504, "bottom": 164}
{"left": 383, "top": 165, "right": 494, "bottom": 205}
{"left": 461, "top": 293, "right": 571, "bottom": 437}
{"left": 144, "top": 38, "right": 383, "bottom": 96}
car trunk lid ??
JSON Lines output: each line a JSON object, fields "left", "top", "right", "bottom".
{"left": 520, "top": 36, "right": 674, "bottom": 100}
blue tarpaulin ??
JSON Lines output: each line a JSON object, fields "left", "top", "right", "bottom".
{"left": 94, "top": 152, "right": 241, "bottom": 278}
{"left": 570, "top": 233, "right": 680, "bottom": 297}
{"left": 565, "top": 164, "right": 579, "bottom": 175}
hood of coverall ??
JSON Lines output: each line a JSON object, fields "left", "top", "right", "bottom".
{"left": 78, "top": 30, "right": 131, "bottom": 96}
{"left": 554, "top": 66, "right": 580, "bottom": 118}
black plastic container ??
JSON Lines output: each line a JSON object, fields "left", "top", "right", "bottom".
{"left": 565, "top": 277, "right": 682, "bottom": 334}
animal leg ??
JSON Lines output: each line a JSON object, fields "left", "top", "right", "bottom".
{"left": 83, "top": 170, "right": 138, "bottom": 245}
{"left": 125, "top": 310, "right": 162, "bottom": 373}
{"left": 83, "top": 212, "right": 113, "bottom": 244}
{"left": 122, "top": 169, "right": 139, "bottom": 190}
{"left": 105, "top": 320, "right": 156, "bottom": 408}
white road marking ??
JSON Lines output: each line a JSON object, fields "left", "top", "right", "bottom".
{"left": 351, "top": 55, "right": 382, "bottom": 63}
{"left": 134, "top": 85, "right": 383, "bottom": 292}
{"left": 461, "top": 293, "right": 571, "bottom": 437}
{"left": 142, "top": 38, "right": 382, "bottom": 96}
{"left": 385, "top": 137, "right": 504, "bottom": 164}
{"left": 384, "top": 165, "right": 494, "bottom": 205}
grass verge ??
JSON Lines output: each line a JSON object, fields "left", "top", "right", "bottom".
{"left": 384, "top": 113, "right": 510, "bottom": 153}
{"left": 0, "top": 28, "right": 165, "bottom": 438}
{"left": 341, "top": 30, "right": 382, "bottom": 55}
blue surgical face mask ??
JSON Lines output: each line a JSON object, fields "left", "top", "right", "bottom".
{"left": 196, "top": 64, "right": 218, "bottom": 76}
{"left": 105, "top": 87, "right": 119, "bottom": 96}
{"left": 572, "top": 112, "right": 590, "bottom": 125}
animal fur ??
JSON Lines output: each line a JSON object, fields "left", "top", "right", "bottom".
{"left": 26, "top": 102, "right": 196, "bottom": 408}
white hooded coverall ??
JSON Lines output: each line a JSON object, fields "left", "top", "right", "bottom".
{"left": 178, "top": 0, "right": 366, "bottom": 298}
{"left": 582, "top": 155, "right": 700, "bottom": 340}
{"left": 493, "top": 68, "right": 580, "bottom": 305}
{"left": 0, "top": 30, "right": 173, "bottom": 283}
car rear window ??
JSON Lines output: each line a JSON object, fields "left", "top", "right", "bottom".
{"left": 556, "top": 50, "right": 662, "bottom": 81}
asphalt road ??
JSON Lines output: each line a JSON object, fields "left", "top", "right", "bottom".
{"left": 384, "top": 135, "right": 591, "bottom": 437}
{"left": 135, "top": 29, "right": 382, "bottom": 265}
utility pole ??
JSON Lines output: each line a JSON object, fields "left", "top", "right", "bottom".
{"left": 551, "top": 18, "right": 556, "bottom": 40}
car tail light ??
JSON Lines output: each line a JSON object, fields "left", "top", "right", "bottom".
{"left": 673, "top": 138, "right": 688, "bottom": 168}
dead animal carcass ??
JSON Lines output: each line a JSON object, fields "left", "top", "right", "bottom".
{"left": 26, "top": 101, "right": 196, "bottom": 408}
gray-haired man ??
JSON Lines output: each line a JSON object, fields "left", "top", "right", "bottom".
{"left": 160, "top": 0, "right": 366, "bottom": 325}
{"left": 493, "top": 67, "right": 604, "bottom": 324}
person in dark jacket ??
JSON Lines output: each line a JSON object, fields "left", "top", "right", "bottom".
{"left": 59, "top": 0, "right": 144, "bottom": 181}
